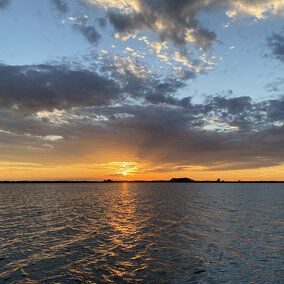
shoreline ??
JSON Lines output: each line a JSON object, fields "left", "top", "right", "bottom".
{"left": 0, "top": 180, "right": 283, "bottom": 183}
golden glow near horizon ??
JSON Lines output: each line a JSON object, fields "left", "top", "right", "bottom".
{"left": 0, "top": 159, "right": 284, "bottom": 181}
{"left": 106, "top": 162, "right": 138, "bottom": 177}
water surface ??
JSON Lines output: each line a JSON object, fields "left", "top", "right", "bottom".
{"left": 0, "top": 183, "right": 283, "bottom": 283}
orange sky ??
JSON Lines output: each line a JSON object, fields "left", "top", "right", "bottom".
{"left": 1, "top": 160, "right": 283, "bottom": 181}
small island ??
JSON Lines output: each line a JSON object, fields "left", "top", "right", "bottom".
{"left": 170, "top": 178, "right": 195, "bottom": 182}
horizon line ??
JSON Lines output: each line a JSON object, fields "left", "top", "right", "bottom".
{"left": 0, "top": 180, "right": 283, "bottom": 183}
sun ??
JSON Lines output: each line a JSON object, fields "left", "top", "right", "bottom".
{"left": 104, "top": 161, "right": 139, "bottom": 178}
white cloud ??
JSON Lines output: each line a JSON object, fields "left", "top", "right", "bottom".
{"left": 125, "top": 47, "right": 134, "bottom": 52}
{"left": 139, "top": 36, "right": 168, "bottom": 54}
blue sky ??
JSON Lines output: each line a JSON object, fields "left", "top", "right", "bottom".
{"left": 0, "top": 0, "right": 283, "bottom": 180}
{"left": 1, "top": 0, "right": 282, "bottom": 101}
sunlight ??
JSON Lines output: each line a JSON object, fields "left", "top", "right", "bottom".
{"left": 103, "top": 161, "right": 139, "bottom": 177}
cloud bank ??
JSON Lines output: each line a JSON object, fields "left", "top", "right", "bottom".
{"left": 0, "top": 59, "right": 283, "bottom": 172}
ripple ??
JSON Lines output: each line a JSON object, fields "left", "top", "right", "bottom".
{"left": 0, "top": 183, "right": 283, "bottom": 283}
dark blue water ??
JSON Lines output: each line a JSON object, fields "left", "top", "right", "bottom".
{"left": 0, "top": 183, "right": 283, "bottom": 283}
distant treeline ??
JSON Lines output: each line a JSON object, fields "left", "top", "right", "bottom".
{"left": 0, "top": 179, "right": 283, "bottom": 183}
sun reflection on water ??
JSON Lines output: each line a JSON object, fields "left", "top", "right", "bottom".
{"left": 108, "top": 183, "right": 139, "bottom": 238}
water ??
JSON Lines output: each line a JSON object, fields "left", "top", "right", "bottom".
{"left": 0, "top": 183, "right": 283, "bottom": 283}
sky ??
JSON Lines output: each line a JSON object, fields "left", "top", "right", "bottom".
{"left": 0, "top": 0, "right": 283, "bottom": 181}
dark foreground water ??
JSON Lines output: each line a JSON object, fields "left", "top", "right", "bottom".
{"left": 0, "top": 183, "right": 283, "bottom": 283}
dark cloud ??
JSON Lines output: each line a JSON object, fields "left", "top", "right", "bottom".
{"left": 108, "top": 11, "right": 149, "bottom": 35}
{"left": 267, "top": 32, "right": 284, "bottom": 62}
{"left": 0, "top": 53, "right": 193, "bottom": 115}
{"left": 98, "top": 54, "right": 191, "bottom": 106}
{"left": 192, "top": 28, "right": 217, "bottom": 49}
{"left": 0, "top": 57, "right": 190, "bottom": 115}
{"left": 49, "top": 2, "right": 101, "bottom": 44}
{"left": 101, "top": 0, "right": 283, "bottom": 51}
{"left": 0, "top": 64, "right": 121, "bottom": 113}
{"left": 266, "top": 96, "right": 284, "bottom": 123}
{"left": 111, "top": 104, "right": 284, "bottom": 170}
{"left": 73, "top": 16, "right": 101, "bottom": 44}
{"left": 265, "top": 77, "right": 284, "bottom": 93}
{"left": 78, "top": 99, "right": 284, "bottom": 170}
{"left": 0, "top": 57, "right": 283, "bottom": 171}
{"left": 98, "top": 17, "right": 107, "bottom": 28}
{"left": 51, "top": 0, "right": 69, "bottom": 13}
{"left": 107, "top": 0, "right": 218, "bottom": 49}
{"left": 0, "top": 59, "right": 282, "bottom": 135}
{"left": 0, "top": 0, "right": 9, "bottom": 9}
{"left": 76, "top": 25, "right": 101, "bottom": 44}
{"left": 1, "top": 93, "right": 284, "bottom": 170}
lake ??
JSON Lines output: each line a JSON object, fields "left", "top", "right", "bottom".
{"left": 0, "top": 183, "right": 283, "bottom": 283}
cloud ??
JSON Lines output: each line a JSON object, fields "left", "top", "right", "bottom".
{"left": 125, "top": 47, "right": 134, "bottom": 52}
{"left": 267, "top": 32, "right": 284, "bottom": 62}
{"left": 1, "top": 95, "right": 284, "bottom": 171}
{"left": 97, "top": 97, "right": 284, "bottom": 170}
{"left": 77, "top": 24, "right": 101, "bottom": 44}
{"left": 0, "top": 0, "right": 9, "bottom": 9}
{"left": 265, "top": 96, "right": 284, "bottom": 123}
{"left": 224, "top": 1, "right": 283, "bottom": 20}
{"left": 108, "top": 100, "right": 284, "bottom": 170}
{"left": 51, "top": 0, "right": 69, "bottom": 13}
{"left": 0, "top": 55, "right": 283, "bottom": 171}
{"left": 2, "top": 83, "right": 284, "bottom": 171}
{"left": 72, "top": 15, "right": 101, "bottom": 44}
{"left": 98, "top": 17, "right": 107, "bottom": 28}
{"left": 98, "top": 53, "right": 193, "bottom": 104}
{"left": 88, "top": 0, "right": 284, "bottom": 50}
{"left": 0, "top": 63, "right": 121, "bottom": 113}
{"left": 106, "top": 1, "right": 217, "bottom": 49}
{"left": 139, "top": 36, "right": 168, "bottom": 54}
{"left": 0, "top": 55, "right": 192, "bottom": 116}
{"left": 265, "top": 77, "right": 284, "bottom": 92}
